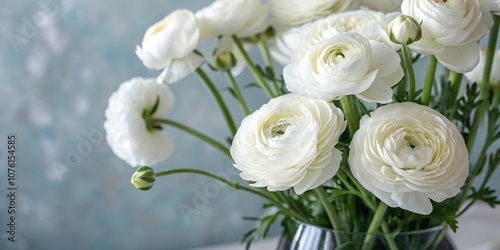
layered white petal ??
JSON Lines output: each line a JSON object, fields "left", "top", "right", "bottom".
{"left": 349, "top": 102, "right": 469, "bottom": 215}
{"left": 284, "top": 32, "right": 403, "bottom": 103}
{"left": 269, "top": 0, "right": 359, "bottom": 30}
{"left": 195, "top": 0, "right": 269, "bottom": 39}
{"left": 230, "top": 93, "right": 346, "bottom": 195}
{"left": 136, "top": 10, "right": 200, "bottom": 72}
{"left": 402, "top": 0, "right": 491, "bottom": 72}
{"left": 104, "top": 78, "right": 175, "bottom": 167}
{"left": 157, "top": 53, "right": 204, "bottom": 84}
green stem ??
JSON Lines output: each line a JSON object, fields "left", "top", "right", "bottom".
{"left": 155, "top": 168, "right": 309, "bottom": 222}
{"left": 151, "top": 118, "right": 231, "bottom": 159}
{"left": 340, "top": 96, "right": 359, "bottom": 138}
{"left": 361, "top": 202, "right": 388, "bottom": 250}
{"left": 257, "top": 34, "right": 280, "bottom": 96}
{"left": 225, "top": 71, "right": 250, "bottom": 116}
{"left": 380, "top": 221, "right": 399, "bottom": 250}
{"left": 196, "top": 68, "right": 237, "bottom": 136}
{"left": 401, "top": 45, "right": 416, "bottom": 101}
{"left": 466, "top": 100, "right": 487, "bottom": 151}
{"left": 493, "top": 87, "right": 500, "bottom": 107}
{"left": 232, "top": 35, "right": 275, "bottom": 98}
{"left": 315, "top": 186, "right": 343, "bottom": 230}
{"left": 422, "top": 56, "right": 438, "bottom": 106}
{"left": 449, "top": 71, "right": 463, "bottom": 101}
{"left": 479, "top": 14, "right": 500, "bottom": 101}
{"left": 459, "top": 112, "right": 493, "bottom": 211}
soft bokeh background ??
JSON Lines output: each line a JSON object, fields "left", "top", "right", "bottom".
{"left": 1, "top": 1, "right": 499, "bottom": 250}
{"left": 0, "top": 0, "right": 272, "bottom": 249}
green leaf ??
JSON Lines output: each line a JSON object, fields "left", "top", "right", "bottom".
{"left": 149, "top": 96, "right": 160, "bottom": 116}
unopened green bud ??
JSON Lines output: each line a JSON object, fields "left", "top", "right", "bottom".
{"left": 388, "top": 14, "right": 422, "bottom": 45}
{"left": 131, "top": 166, "right": 155, "bottom": 191}
{"left": 214, "top": 51, "right": 237, "bottom": 70}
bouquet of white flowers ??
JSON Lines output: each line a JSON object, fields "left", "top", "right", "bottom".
{"left": 105, "top": 0, "right": 500, "bottom": 249}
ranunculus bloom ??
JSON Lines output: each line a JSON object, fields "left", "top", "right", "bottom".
{"left": 269, "top": 0, "right": 359, "bottom": 30}
{"left": 292, "top": 10, "right": 399, "bottom": 63}
{"left": 230, "top": 93, "right": 347, "bottom": 195}
{"left": 104, "top": 78, "right": 174, "bottom": 167}
{"left": 402, "top": 0, "right": 493, "bottom": 73}
{"left": 195, "top": 0, "right": 269, "bottom": 39}
{"left": 135, "top": 10, "right": 204, "bottom": 83}
{"left": 465, "top": 49, "right": 500, "bottom": 84}
{"left": 349, "top": 102, "right": 469, "bottom": 215}
{"left": 284, "top": 32, "right": 404, "bottom": 103}
{"left": 360, "top": 0, "right": 402, "bottom": 13}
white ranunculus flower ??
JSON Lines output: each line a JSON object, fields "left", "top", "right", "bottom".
{"left": 195, "top": 0, "right": 269, "bottom": 39}
{"left": 269, "top": 0, "right": 359, "bottom": 30}
{"left": 104, "top": 78, "right": 174, "bottom": 167}
{"left": 230, "top": 93, "right": 347, "bottom": 195}
{"left": 292, "top": 10, "right": 399, "bottom": 62}
{"left": 360, "top": 0, "right": 402, "bottom": 13}
{"left": 349, "top": 102, "right": 469, "bottom": 215}
{"left": 465, "top": 49, "right": 500, "bottom": 84}
{"left": 135, "top": 10, "right": 204, "bottom": 83}
{"left": 284, "top": 32, "right": 404, "bottom": 103}
{"left": 269, "top": 22, "right": 312, "bottom": 66}
{"left": 402, "top": 0, "right": 493, "bottom": 73}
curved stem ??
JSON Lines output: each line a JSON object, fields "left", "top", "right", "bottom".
{"left": 225, "top": 71, "right": 250, "bottom": 116}
{"left": 466, "top": 100, "right": 487, "bottom": 152}
{"left": 151, "top": 118, "right": 231, "bottom": 159}
{"left": 401, "top": 45, "right": 416, "bottom": 101}
{"left": 315, "top": 186, "right": 343, "bottom": 230}
{"left": 340, "top": 96, "right": 359, "bottom": 138}
{"left": 155, "top": 168, "right": 309, "bottom": 222}
{"left": 422, "top": 55, "right": 438, "bottom": 106}
{"left": 257, "top": 33, "right": 280, "bottom": 96}
{"left": 479, "top": 14, "right": 500, "bottom": 101}
{"left": 362, "top": 202, "right": 389, "bottom": 250}
{"left": 196, "top": 68, "right": 237, "bottom": 136}
{"left": 232, "top": 35, "right": 275, "bottom": 98}
{"left": 315, "top": 186, "right": 343, "bottom": 246}
{"left": 493, "top": 87, "right": 500, "bottom": 107}
{"left": 449, "top": 71, "right": 463, "bottom": 101}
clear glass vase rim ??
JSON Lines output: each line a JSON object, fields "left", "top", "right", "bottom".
{"left": 296, "top": 221, "right": 445, "bottom": 236}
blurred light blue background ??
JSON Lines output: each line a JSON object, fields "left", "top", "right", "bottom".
{"left": 1, "top": 1, "right": 499, "bottom": 250}
{"left": 0, "top": 0, "right": 272, "bottom": 249}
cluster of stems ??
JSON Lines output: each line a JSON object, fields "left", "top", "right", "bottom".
{"left": 143, "top": 14, "right": 500, "bottom": 250}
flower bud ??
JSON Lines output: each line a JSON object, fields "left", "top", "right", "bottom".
{"left": 388, "top": 14, "right": 422, "bottom": 45}
{"left": 213, "top": 51, "right": 237, "bottom": 71}
{"left": 131, "top": 166, "right": 155, "bottom": 191}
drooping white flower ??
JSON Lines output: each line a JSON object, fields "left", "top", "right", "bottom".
{"left": 360, "top": 0, "right": 402, "bottom": 13}
{"left": 230, "top": 93, "right": 347, "bottom": 195}
{"left": 269, "top": 0, "right": 359, "bottom": 30}
{"left": 402, "top": 0, "right": 493, "bottom": 73}
{"left": 284, "top": 32, "right": 404, "bottom": 103}
{"left": 465, "top": 49, "right": 500, "bottom": 84}
{"left": 195, "top": 0, "right": 269, "bottom": 39}
{"left": 292, "top": 10, "right": 399, "bottom": 62}
{"left": 387, "top": 14, "right": 422, "bottom": 45}
{"left": 105, "top": 78, "right": 174, "bottom": 167}
{"left": 135, "top": 10, "right": 204, "bottom": 83}
{"left": 349, "top": 102, "right": 469, "bottom": 215}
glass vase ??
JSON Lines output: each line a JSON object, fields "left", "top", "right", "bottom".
{"left": 279, "top": 222, "right": 455, "bottom": 250}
